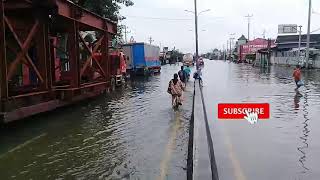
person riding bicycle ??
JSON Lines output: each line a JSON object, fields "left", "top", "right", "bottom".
{"left": 193, "top": 68, "right": 203, "bottom": 86}
{"left": 167, "top": 74, "right": 185, "bottom": 108}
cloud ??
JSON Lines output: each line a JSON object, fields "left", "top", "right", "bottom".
{"left": 120, "top": 0, "right": 320, "bottom": 53}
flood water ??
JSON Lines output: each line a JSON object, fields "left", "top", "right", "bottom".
{"left": 202, "top": 60, "right": 320, "bottom": 180}
{"left": 2, "top": 60, "right": 320, "bottom": 180}
{"left": 0, "top": 64, "right": 193, "bottom": 180}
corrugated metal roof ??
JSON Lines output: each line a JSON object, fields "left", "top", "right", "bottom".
{"left": 275, "top": 34, "right": 320, "bottom": 44}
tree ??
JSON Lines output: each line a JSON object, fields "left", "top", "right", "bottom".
{"left": 72, "top": 0, "right": 134, "bottom": 46}
{"left": 74, "top": 0, "right": 133, "bottom": 21}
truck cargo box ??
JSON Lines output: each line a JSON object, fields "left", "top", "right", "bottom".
{"left": 123, "top": 43, "right": 161, "bottom": 75}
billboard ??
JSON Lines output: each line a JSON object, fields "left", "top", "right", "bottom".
{"left": 239, "top": 38, "right": 276, "bottom": 61}
{"left": 278, "top": 24, "right": 298, "bottom": 34}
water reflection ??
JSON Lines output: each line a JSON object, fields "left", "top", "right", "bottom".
{"left": 294, "top": 89, "right": 303, "bottom": 110}
{"left": 0, "top": 64, "right": 191, "bottom": 180}
{"left": 297, "top": 88, "right": 310, "bottom": 173}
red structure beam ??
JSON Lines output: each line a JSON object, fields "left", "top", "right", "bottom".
{"left": 55, "top": 0, "right": 117, "bottom": 34}
{"left": 79, "top": 34, "right": 105, "bottom": 77}
{"left": 68, "top": 21, "right": 80, "bottom": 88}
{"left": 0, "top": 0, "right": 118, "bottom": 122}
{"left": 5, "top": 17, "right": 44, "bottom": 82}
{"left": 0, "top": 0, "right": 8, "bottom": 102}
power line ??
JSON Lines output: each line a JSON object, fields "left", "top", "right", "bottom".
{"left": 124, "top": 15, "right": 193, "bottom": 21}
{"left": 124, "top": 15, "right": 224, "bottom": 21}
{"left": 311, "top": 27, "right": 320, "bottom": 33}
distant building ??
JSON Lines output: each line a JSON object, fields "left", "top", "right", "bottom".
{"left": 212, "top": 49, "right": 222, "bottom": 59}
{"left": 270, "top": 34, "right": 320, "bottom": 68}
{"left": 274, "top": 34, "right": 320, "bottom": 49}
{"left": 235, "top": 35, "right": 248, "bottom": 60}
{"left": 237, "top": 35, "right": 248, "bottom": 46}
{"left": 238, "top": 38, "right": 275, "bottom": 62}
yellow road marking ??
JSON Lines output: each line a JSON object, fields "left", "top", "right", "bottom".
{"left": 157, "top": 111, "right": 181, "bottom": 180}
{"left": 224, "top": 127, "right": 247, "bottom": 180}
{"left": 0, "top": 133, "right": 47, "bottom": 159}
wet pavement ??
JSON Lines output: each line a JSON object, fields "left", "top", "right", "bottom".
{"left": 201, "top": 60, "right": 320, "bottom": 180}
{"left": 0, "top": 64, "right": 194, "bottom": 180}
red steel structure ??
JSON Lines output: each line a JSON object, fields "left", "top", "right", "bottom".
{"left": 0, "top": 0, "right": 117, "bottom": 123}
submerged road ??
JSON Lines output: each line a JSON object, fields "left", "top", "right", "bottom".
{"left": 0, "top": 64, "right": 194, "bottom": 180}
{"left": 200, "top": 60, "right": 320, "bottom": 180}
{"left": 1, "top": 60, "right": 320, "bottom": 180}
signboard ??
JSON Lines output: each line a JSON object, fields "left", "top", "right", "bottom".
{"left": 278, "top": 24, "right": 298, "bottom": 34}
{"left": 239, "top": 38, "right": 276, "bottom": 61}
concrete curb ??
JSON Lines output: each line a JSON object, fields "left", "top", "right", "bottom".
{"left": 187, "top": 80, "right": 219, "bottom": 180}
{"left": 187, "top": 81, "right": 196, "bottom": 180}
{"left": 199, "top": 81, "right": 219, "bottom": 180}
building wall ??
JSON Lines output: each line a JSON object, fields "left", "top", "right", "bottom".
{"left": 270, "top": 51, "right": 320, "bottom": 68}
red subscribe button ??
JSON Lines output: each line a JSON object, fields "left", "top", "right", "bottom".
{"left": 218, "top": 103, "right": 270, "bottom": 120}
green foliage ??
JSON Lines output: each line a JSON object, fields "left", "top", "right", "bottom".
{"left": 73, "top": 0, "right": 134, "bottom": 46}
{"left": 74, "top": 0, "right": 133, "bottom": 21}
{"left": 171, "top": 50, "right": 184, "bottom": 62}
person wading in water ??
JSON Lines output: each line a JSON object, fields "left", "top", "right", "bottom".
{"left": 167, "top": 74, "right": 185, "bottom": 109}
{"left": 178, "top": 66, "right": 187, "bottom": 84}
{"left": 293, "top": 65, "right": 303, "bottom": 89}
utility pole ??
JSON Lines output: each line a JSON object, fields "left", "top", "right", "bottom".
{"left": 148, "top": 37, "right": 154, "bottom": 44}
{"left": 229, "top": 39, "right": 232, "bottom": 57}
{"left": 306, "top": 0, "right": 312, "bottom": 68}
{"left": 245, "top": 14, "right": 253, "bottom": 41}
{"left": 194, "top": 0, "right": 199, "bottom": 58}
{"left": 223, "top": 44, "right": 225, "bottom": 60}
{"left": 230, "top": 37, "right": 235, "bottom": 59}
{"left": 262, "top": 29, "right": 266, "bottom": 39}
{"left": 298, "top": 25, "right": 302, "bottom": 59}
{"left": 123, "top": 26, "right": 131, "bottom": 43}
{"left": 226, "top": 40, "right": 229, "bottom": 59}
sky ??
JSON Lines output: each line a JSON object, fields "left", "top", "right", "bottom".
{"left": 120, "top": 0, "right": 320, "bottom": 54}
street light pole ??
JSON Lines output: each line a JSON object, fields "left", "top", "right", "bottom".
{"left": 229, "top": 39, "right": 232, "bottom": 57}
{"left": 227, "top": 40, "right": 229, "bottom": 59}
{"left": 298, "top": 25, "right": 302, "bottom": 59}
{"left": 306, "top": 0, "right": 312, "bottom": 68}
{"left": 194, "top": 0, "right": 199, "bottom": 58}
{"left": 245, "top": 14, "right": 253, "bottom": 41}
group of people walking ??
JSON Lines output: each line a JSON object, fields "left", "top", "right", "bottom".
{"left": 167, "top": 62, "right": 203, "bottom": 109}
{"left": 167, "top": 66, "right": 190, "bottom": 109}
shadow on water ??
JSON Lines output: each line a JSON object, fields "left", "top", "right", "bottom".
{"left": 297, "top": 87, "right": 310, "bottom": 174}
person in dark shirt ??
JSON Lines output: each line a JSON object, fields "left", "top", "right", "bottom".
{"left": 178, "top": 66, "right": 187, "bottom": 84}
